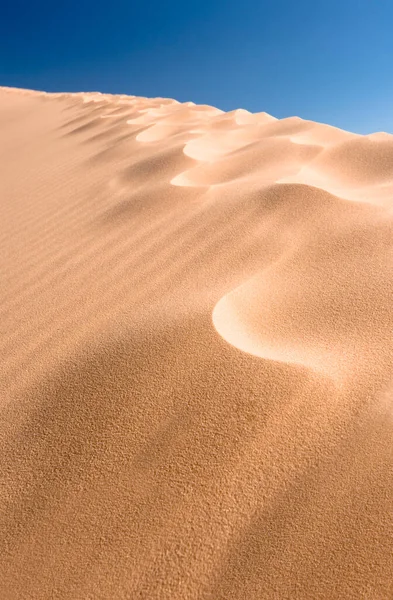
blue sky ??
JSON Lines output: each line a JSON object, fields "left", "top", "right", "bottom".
{"left": 1, "top": 0, "right": 392, "bottom": 133}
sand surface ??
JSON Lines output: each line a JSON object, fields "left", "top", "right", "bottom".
{"left": 1, "top": 86, "right": 393, "bottom": 599}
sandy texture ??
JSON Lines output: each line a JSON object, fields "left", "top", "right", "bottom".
{"left": 1, "top": 86, "right": 393, "bottom": 599}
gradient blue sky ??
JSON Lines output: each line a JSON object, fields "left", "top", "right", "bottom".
{"left": 2, "top": 0, "right": 392, "bottom": 133}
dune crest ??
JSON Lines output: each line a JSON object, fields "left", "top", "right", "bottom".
{"left": 1, "top": 86, "right": 393, "bottom": 600}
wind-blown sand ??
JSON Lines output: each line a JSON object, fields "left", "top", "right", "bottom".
{"left": 1, "top": 86, "right": 393, "bottom": 599}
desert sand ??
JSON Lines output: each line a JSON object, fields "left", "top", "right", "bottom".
{"left": 1, "top": 86, "right": 393, "bottom": 599}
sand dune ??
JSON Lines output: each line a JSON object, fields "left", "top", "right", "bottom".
{"left": 1, "top": 86, "right": 393, "bottom": 599}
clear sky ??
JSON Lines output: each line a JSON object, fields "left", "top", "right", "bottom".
{"left": 1, "top": 0, "right": 392, "bottom": 134}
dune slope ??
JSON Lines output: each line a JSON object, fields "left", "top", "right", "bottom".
{"left": 1, "top": 86, "right": 393, "bottom": 599}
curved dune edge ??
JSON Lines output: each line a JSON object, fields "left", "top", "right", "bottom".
{"left": 211, "top": 180, "right": 393, "bottom": 387}
{"left": 212, "top": 287, "right": 340, "bottom": 383}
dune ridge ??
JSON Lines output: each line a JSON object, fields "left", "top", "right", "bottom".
{"left": 1, "top": 86, "right": 393, "bottom": 599}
